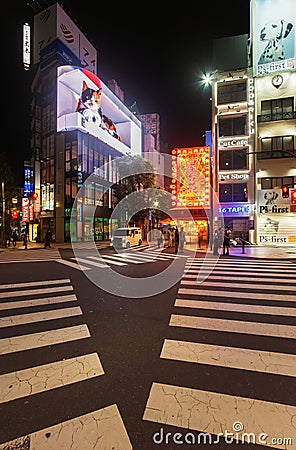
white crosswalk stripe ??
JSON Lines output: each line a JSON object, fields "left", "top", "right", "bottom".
{"left": 0, "top": 278, "right": 130, "bottom": 448}
{"left": 56, "top": 247, "right": 187, "bottom": 270}
{"left": 143, "top": 257, "right": 296, "bottom": 448}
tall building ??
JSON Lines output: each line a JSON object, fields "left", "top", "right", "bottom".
{"left": 210, "top": 0, "right": 296, "bottom": 246}
{"left": 26, "top": 2, "right": 142, "bottom": 243}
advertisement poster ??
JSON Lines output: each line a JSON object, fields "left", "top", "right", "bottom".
{"left": 252, "top": 0, "right": 296, "bottom": 76}
{"left": 171, "top": 147, "right": 211, "bottom": 208}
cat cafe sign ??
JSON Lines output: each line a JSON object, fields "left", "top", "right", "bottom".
{"left": 258, "top": 189, "right": 290, "bottom": 214}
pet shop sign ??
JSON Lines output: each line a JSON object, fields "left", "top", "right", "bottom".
{"left": 258, "top": 189, "right": 290, "bottom": 214}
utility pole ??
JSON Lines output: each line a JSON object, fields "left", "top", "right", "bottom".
{"left": 1, "top": 181, "right": 5, "bottom": 248}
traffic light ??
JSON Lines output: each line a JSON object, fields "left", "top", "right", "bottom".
{"left": 281, "top": 185, "right": 289, "bottom": 198}
{"left": 11, "top": 210, "right": 19, "bottom": 219}
{"left": 291, "top": 189, "right": 296, "bottom": 205}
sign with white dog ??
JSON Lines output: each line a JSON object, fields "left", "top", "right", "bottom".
{"left": 252, "top": 0, "right": 296, "bottom": 76}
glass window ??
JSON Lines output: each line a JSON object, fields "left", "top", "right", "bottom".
{"left": 259, "top": 135, "right": 295, "bottom": 159}
{"left": 219, "top": 183, "right": 248, "bottom": 203}
{"left": 218, "top": 115, "right": 247, "bottom": 137}
{"left": 219, "top": 149, "right": 247, "bottom": 170}
{"left": 217, "top": 81, "right": 247, "bottom": 104}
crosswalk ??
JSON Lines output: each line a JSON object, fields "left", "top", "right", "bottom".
{"left": 0, "top": 247, "right": 62, "bottom": 263}
{"left": 0, "top": 278, "right": 132, "bottom": 449}
{"left": 57, "top": 245, "right": 186, "bottom": 271}
{"left": 1, "top": 258, "right": 295, "bottom": 448}
{"left": 143, "top": 257, "right": 296, "bottom": 448}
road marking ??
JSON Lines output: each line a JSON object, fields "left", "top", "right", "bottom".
{"left": 182, "top": 274, "right": 296, "bottom": 283}
{"left": 73, "top": 257, "right": 108, "bottom": 268}
{"left": 161, "top": 339, "right": 296, "bottom": 377}
{"left": 174, "top": 298, "right": 296, "bottom": 317}
{"left": 0, "top": 306, "right": 83, "bottom": 328}
{"left": 0, "top": 279, "right": 71, "bottom": 290}
{"left": 88, "top": 255, "right": 127, "bottom": 266}
{"left": 56, "top": 259, "right": 91, "bottom": 270}
{"left": 143, "top": 383, "right": 296, "bottom": 448}
{"left": 0, "top": 285, "right": 74, "bottom": 299}
{"left": 185, "top": 268, "right": 296, "bottom": 278}
{"left": 0, "top": 353, "right": 104, "bottom": 404}
{"left": 0, "top": 404, "right": 132, "bottom": 450}
{"left": 178, "top": 288, "right": 296, "bottom": 302}
{"left": 169, "top": 314, "right": 296, "bottom": 339}
{"left": 180, "top": 279, "right": 295, "bottom": 292}
{"left": 0, "top": 294, "right": 77, "bottom": 310}
{"left": 0, "top": 324, "right": 90, "bottom": 355}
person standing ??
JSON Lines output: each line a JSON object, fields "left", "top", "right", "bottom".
{"left": 23, "top": 232, "right": 29, "bottom": 250}
{"left": 223, "top": 228, "right": 231, "bottom": 255}
{"left": 12, "top": 230, "right": 18, "bottom": 247}
{"left": 179, "top": 227, "right": 186, "bottom": 253}
{"left": 44, "top": 228, "right": 52, "bottom": 248}
{"left": 213, "top": 230, "right": 219, "bottom": 255}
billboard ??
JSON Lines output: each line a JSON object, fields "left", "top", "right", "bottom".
{"left": 252, "top": 0, "right": 296, "bottom": 76}
{"left": 34, "top": 3, "right": 97, "bottom": 72}
{"left": 57, "top": 66, "right": 141, "bottom": 155}
{"left": 171, "top": 147, "right": 211, "bottom": 208}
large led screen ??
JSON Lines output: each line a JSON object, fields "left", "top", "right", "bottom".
{"left": 252, "top": 0, "right": 296, "bottom": 76}
{"left": 57, "top": 66, "right": 140, "bottom": 155}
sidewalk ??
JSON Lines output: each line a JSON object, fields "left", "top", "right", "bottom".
{"left": 1, "top": 240, "right": 296, "bottom": 260}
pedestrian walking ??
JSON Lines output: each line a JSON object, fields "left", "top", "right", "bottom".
{"left": 44, "top": 228, "right": 52, "bottom": 248}
{"left": 12, "top": 230, "right": 18, "bottom": 247}
{"left": 157, "top": 231, "right": 163, "bottom": 248}
{"left": 174, "top": 227, "right": 179, "bottom": 254}
{"left": 179, "top": 227, "right": 186, "bottom": 253}
{"left": 223, "top": 228, "right": 231, "bottom": 255}
{"left": 167, "top": 228, "right": 172, "bottom": 248}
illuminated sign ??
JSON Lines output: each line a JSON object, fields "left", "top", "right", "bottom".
{"left": 219, "top": 173, "right": 249, "bottom": 181}
{"left": 248, "top": 78, "right": 255, "bottom": 134}
{"left": 23, "top": 23, "right": 30, "bottom": 70}
{"left": 22, "top": 198, "right": 30, "bottom": 223}
{"left": 218, "top": 204, "right": 251, "bottom": 215}
{"left": 218, "top": 139, "right": 248, "bottom": 148}
{"left": 252, "top": 0, "right": 296, "bottom": 76}
{"left": 33, "top": 3, "right": 97, "bottom": 71}
{"left": 57, "top": 66, "right": 141, "bottom": 156}
{"left": 258, "top": 215, "right": 296, "bottom": 244}
{"left": 171, "top": 147, "right": 211, "bottom": 208}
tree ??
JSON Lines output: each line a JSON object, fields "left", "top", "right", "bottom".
{"left": 113, "top": 155, "right": 158, "bottom": 225}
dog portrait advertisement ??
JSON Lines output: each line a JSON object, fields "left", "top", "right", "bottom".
{"left": 57, "top": 66, "right": 121, "bottom": 141}
{"left": 252, "top": 0, "right": 295, "bottom": 74}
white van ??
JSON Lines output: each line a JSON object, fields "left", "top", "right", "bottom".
{"left": 111, "top": 227, "right": 142, "bottom": 249}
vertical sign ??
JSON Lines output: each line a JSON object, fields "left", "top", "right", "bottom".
{"left": 23, "top": 23, "right": 30, "bottom": 70}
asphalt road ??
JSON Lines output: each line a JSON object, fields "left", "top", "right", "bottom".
{"left": 0, "top": 247, "right": 295, "bottom": 449}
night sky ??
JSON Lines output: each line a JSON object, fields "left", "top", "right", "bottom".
{"left": 6, "top": 1, "right": 250, "bottom": 180}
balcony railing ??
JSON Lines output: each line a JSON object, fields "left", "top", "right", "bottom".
{"left": 257, "top": 111, "right": 296, "bottom": 122}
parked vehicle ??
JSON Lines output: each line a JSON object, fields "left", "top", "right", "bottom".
{"left": 111, "top": 227, "right": 142, "bottom": 249}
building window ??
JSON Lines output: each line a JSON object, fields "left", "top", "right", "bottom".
{"left": 259, "top": 97, "right": 294, "bottom": 122}
{"left": 219, "top": 148, "right": 248, "bottom": 170}
{"left": 261, "top": 176, "right": 295, "bottom": 190}
{"left": 219, "top": 183, "right": 248, "bottom": 203}
{"left": 258, "top": 135, "right": 295, "bottom": 159}
{"left": 218, "top": 115, "right": 247, "bottom": 137}
{"left": 217, "top": 81, "right": 247, "bottom": 105}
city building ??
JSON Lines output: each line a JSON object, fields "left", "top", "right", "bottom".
{"left": 24, "top": 2, "right": 142, "bottom": 243}
{"left": 210, "top": 0, "right": 296, "bottom": 246}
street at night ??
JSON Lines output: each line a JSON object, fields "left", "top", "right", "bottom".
{"left": 0, "top": 245, "right": 295, "bottom": 449}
